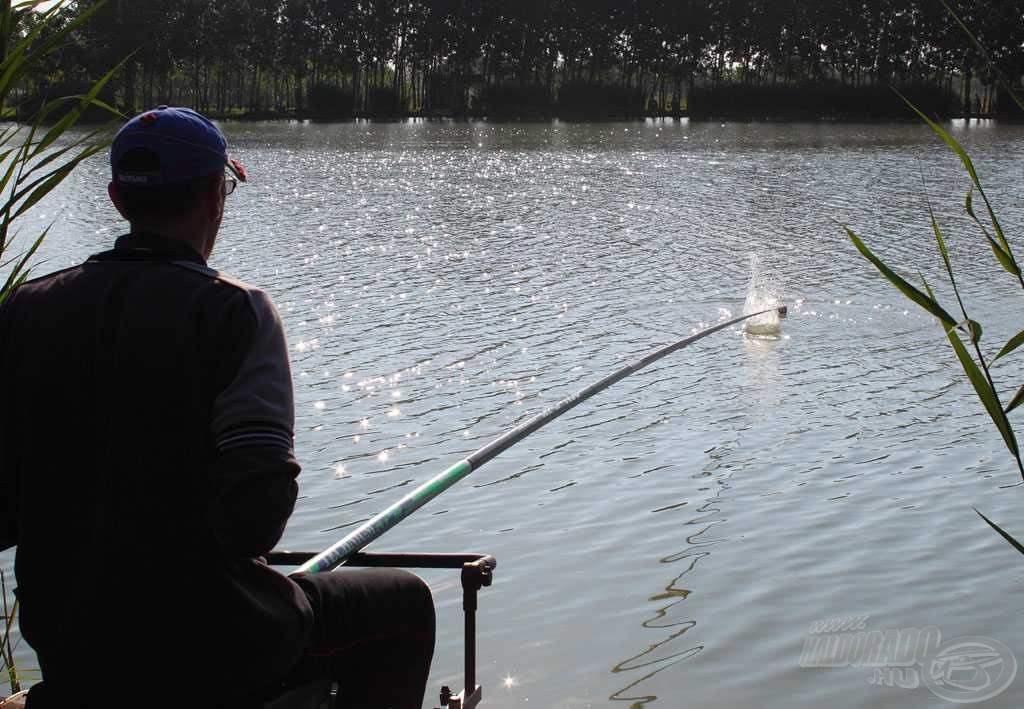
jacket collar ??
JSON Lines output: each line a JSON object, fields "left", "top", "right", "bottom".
{"left": 90, "top": 232, "right": 207, "bottom": 266}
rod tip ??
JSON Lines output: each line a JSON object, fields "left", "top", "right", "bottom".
{"left": 777, "top": 305, "right": 788, "bottom": 318}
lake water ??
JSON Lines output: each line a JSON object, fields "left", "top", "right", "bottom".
{"left": 4, "top": 119, "right": 1024, "bottom": 707}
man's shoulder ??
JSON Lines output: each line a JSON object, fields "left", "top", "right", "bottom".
{"left": 171, "top": 260, "right": 264, "bottom": 297}
{"left": 0, "top": 264, "right": 90, "bottom": 319}
{"left": 171, "top": 261, "right": 282, "bottom": 326}
{"left": 5, "top": 257, "right": 283, "bottom": 333}
{"left": 10, "top": 262, "right": 86, "bottom": 293}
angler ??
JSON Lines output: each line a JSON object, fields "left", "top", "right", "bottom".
{"left": 0, "top": 107, "right": 434, "bottom": 709}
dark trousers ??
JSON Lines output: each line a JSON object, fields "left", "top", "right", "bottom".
{"left": 285, "top": 568, "right": 436, "bottom": 709}
{"left": 23, "top": 569, "right": 434, "bottom": 709}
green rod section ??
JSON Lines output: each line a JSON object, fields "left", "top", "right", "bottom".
{"left": 293, "top": 459, "right": 473, "bottom": 574}
{"left": 291, "top": 306, "right": 786, "bottom": 575}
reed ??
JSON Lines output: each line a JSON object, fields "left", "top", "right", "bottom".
{"left": 0, "top": 0, "right": 123, "bottom": 305}
{"left": 846, "top": 2, "right": 1024, "bottom": 556}
{"left": 0, "top": 570, "right": 35, "bottom": 696}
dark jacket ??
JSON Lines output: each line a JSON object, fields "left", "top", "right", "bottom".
{"left": 0, "top": 233, "right": 312, "bottom": 699}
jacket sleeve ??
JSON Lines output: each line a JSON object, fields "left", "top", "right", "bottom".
{"left": 0, "top": 297, "right": 16, "bottom": 552}
{"left": 208, "top": 289, "right": 300, "bottom": 558}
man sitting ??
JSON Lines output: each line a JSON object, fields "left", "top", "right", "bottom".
{"left": 0, "top": 107, "right": 434, "bottom": 708}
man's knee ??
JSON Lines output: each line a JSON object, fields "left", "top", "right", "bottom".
{"left": 293, "top": 566, "right": 435, "bottom": 637}
{"left": 375, "top": 568, "right": 435, "bottom": 629}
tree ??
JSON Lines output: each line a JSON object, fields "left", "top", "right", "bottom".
{"left": 30, "top": 0, "right": 1006, "bottom": 118}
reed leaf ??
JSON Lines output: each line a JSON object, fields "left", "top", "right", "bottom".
{"left": 0, "top": 3, "right": 68, "bottom": 96}
{"left": 31, "top": 62, "right": 127, "bottom": 158}
{"left": 986, "top": 236, "right": 1019, "bottom": 278}
{"left": 974, "top": 508, "right": 1024, "bottom": 556}
{"left": 895, "top": 89, "right": 1014, "bottom": 282}
{"left": 0, "top": 1, "right": 104, "bottom": 81}
{"left": 0, "top": 599, "right": 14, "bottom": 665}
{"left": 0, "top": 124, "right": 19, "bottom": 146}
{"left": 940, "top": 0, "right": 1024, "bottom": 114}
{"left": 945, "top": 326, "right": 1016, "bottom": 459}
{"left": 1005, "top": 385, "right": 1024, "bottom": 415}
{"left": 954, "top": 318, "right": 983, "bottom": 345}
{"left": 1, "top": 570, "right": 18, "bottom": 694}
{"left": 923, "top": 279, "right": 1020, "bottom": 459}
{"left": 11, "top": 158, "right": 86, "bottom": 221}
{"left": 995, "top": 330, "right": 1024, "bottom": 361}
{"left": 896, "top": 88, "right": 981, "bottom": 184}
{"left": 7, "top": 267, "right": 35, "bottom": 292}
{"left": 846, "top": 227, "right": 959, "bottom": 331}
{"left": 17, "top": 142, "right": 79, "bottom": 181}
{"left": 0, "top": 0, "right": 119, "bottom": 307}
{"left": 19, "top": 126, "right": 108, "bottom": 183}
{"left": 966, "top": 188, "right": 1020, "bottom": 278}
{"left": 0, "top": 226, "right": 48, "bottom": 301}
{"left": 927, "top": 205, "right": 983, "bottom": 343}
{"left": 8, "top": 139, "right": 109, "bottom": 220}
{"left": 0, "top": 140, "right": 27, "bottom": 204}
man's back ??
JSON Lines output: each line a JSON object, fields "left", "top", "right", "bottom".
{"left": 1, "top": 106, "right": 435, "bottom": 709}
{"left": 0, "top": 234, "right": 310, "bottom": 698}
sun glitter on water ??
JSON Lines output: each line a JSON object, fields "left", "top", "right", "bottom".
{"left": 743, "top": 253, "right": 784, "bottom": 338}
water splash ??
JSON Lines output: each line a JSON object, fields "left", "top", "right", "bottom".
{"left": 743, "top": 253, "right": 783, "bottom": 337}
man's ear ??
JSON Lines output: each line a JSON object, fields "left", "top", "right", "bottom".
{"left": 108, "top": 181, "right": 131, "bottom": 221}
{"left": 204, "top": 175, "right": 224, "bottom": 220}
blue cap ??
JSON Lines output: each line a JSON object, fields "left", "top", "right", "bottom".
{"left": 110, "top": 106, "right": 247, "bottom": 186}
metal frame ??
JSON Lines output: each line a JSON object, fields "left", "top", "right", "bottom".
{"left": 267, "top": 551, "right": 496, "bottom": 709}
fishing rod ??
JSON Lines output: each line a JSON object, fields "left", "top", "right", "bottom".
{"left": 291, "top": 305, "right": 788, "bottom": 576}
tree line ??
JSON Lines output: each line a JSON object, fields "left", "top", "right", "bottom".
{"left": 24, "top": 0, "right": 1024, "bottom": 119}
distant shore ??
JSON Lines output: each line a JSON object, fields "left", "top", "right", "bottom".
{"left": 11, "top": 108, "right": 1022, "bottom": 126}
{"left": 142, "top": 81, "right": 1024, "bottom": 123}
{"left": 201, "top": 110, "right": 1017, "bottom": 123}
{"left": 15, "top": 112, "right": 1022, "bottom": 127}
{"left": 96, "top": 85, "right": 1024, "bottom": 124}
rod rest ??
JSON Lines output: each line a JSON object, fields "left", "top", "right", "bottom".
{"left": 266, "top": 550, "right": 497, "bottom": 709}
{"left": 266, "top": 550, "right": 496, "bottom": 571}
